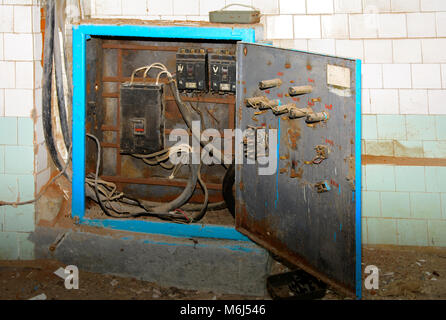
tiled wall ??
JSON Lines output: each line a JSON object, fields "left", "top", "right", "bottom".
{"left": 0, "top": 0, "right": 45, "bottom": 259}
{"left": 1, "top": 0, "right": 445, "bottom": 261}
{"left": 87, "top": 0, "right": 446, "bottom": 247}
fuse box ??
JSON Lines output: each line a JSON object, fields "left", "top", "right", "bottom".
{"left": 119, "top": 83, "right": 165, "bottom": 155}
{"left": 176, "top": 48, "right": 208, "bottom": 92}
{"left": 209, "top": 49, "right": 236, "bottom": 94}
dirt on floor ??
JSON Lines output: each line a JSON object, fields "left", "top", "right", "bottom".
{"left": 0, "top": 245, "right": 445, "bottom": 300}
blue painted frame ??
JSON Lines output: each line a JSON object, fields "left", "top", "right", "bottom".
{"left": 72, "top": 25, "right": 361, "bottom": 297}
{"left": 355, "top": 59, "right": 362, "bottom": 299}
{"left": 72, "top": 24, "right": 256, "bottom": 242}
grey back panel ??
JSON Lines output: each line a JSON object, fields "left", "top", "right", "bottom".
{"left": 235, "top": 43, "right": 358, "bottom": 296}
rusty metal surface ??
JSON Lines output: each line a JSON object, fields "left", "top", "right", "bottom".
{"left": 85, "top": 37, "right": 236, "bottom": 204}
{"left": 235, "top": 43, "right": 358, "bottom": 297}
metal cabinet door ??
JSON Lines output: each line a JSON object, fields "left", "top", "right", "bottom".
{"left": 235, "top": 43, "right": 362, "bottom": 298}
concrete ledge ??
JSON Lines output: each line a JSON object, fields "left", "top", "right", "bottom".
{"left": 29, "top": 226, "right": 271, "bottom": 296}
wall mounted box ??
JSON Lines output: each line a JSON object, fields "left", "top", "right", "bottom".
{"left": 72, "top": 22, "right": 362, "bottom": 299}
{"left": 120, "top": 83, "right": 165, "bottom": 155}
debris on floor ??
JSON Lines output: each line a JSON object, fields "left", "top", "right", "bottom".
{"left": 1, "top": 245, "right": 445, "bottom": 300}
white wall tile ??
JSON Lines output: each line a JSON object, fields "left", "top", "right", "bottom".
{"left": 33, "top": 33, "right": 42, "bottom": 62}
{"left": 442, "top": 64, "right": 446, "bottom": 88}
{"left": 412, "top": 64, "right": 442, "bottom": 89}
{"left": 0, "top": 34, "right": 3, "bottom": 61}
{"left": 307, "top": 0, "right": 334, "bottom": 14}
{"left": 364, "top": 40, "right": 392, "bottom": 63}
{"left": 363, "top": 0, "right": 391, "bottom": 13}
{"left": 35, "top": 142, "right": 48, "bottom": 173}
{"left": 421, "top": 0, "right": 446, "bottom": 12}
{"left": 369, "top": 89, "right": 399, "bottom": 114}
{"left": 34, "top": 88, "right": 41, "bottom": 118}
{"left": 390, "top": 0, "right": 419, "bottom": 12}
{"left": 382, "top": 64, "right": 411, "bottom": 89}
{"left": 399, "top": 89, "right": 429, "bottom": 114}
{"left": 253, "top": 0, "right": 279, "bottom": 14}
{"left": 225, "top": 0, "right": 253, "bottom": 9}
{"left": 335, "top": 40, "right": 364, "bottom": 60}
{"left": 378, "top": 13, "right": 406, "bottom": 38}
{"left": 428, "top": 90, "right": 446, "bottom": 114}
{"left": 349, "top": 14, "right": 379, "bottom": 38}
{"left": 321, "top": 14, "right": 349, "bottom": 38}
{"left": 4, "top": 33, "right": 33, "bottom": 61}
{"left": 437, "top": 12, "right": 446, "bottom": 37}
{"left": 199, "top": 0, "right": 225, "bottom": 16}
{"left": 308, "top": 39, "right": 336, "bottom": 55}
{"left": 148, "top": 0, "right": 173, "bottom": 15}
{"left": 186, "top": 15, "right": 209, "bottom": 21}
{"left": 266, "top": 15, "right": 293, "bottom": 39}
{"left": 173, "top": 0, "right": 199, "bottom": 15}
{"left": 407, "top": 13, "right": 436, "bottom": 37}
{"left": 422, "top": 39, "right": 446, "bottom": 64}
{"left": 122, "top": 0, "right": 147, "bottom": 16}
{"left": 393, "top": 39, "right": 422, "bottom": 63}
{"left": 34, "top": 61, "right": 42, "bottom": 89}
{"left": 4, "top": 89, "right": 34, "bottom": 117}
{"left": 362, "top": 64, "right": 383, "bottom": 88}
{"left": 0, "top": 89, "right": 4, "bottom": 117}
{"left": 362, "top": 88, "right": 371, "bottom": 113}
{"left": 32, "top": 6, "right": 40, "bottom": 33}
{"left": 13, "top": 5, "right": 32, "bottom": 33}
{"left": 0, "top": 5, "right": 13, "bottom": 33}
{"left": 94, "top": 0, "right": 122, "bottom": 15}
{"left": 35, "top": 115, "right": 44, "bottom": 145}
{"left": 280, "top": 0, "right": 306, "bottom": 14}
{"left": 0, "top": 61, "right": 15, "bottom": 89}
{"left": 15, "top": 62, "right": 33, "bottom": 89}
{"left": 294, "top": 15, "right": 321, "bottom": 39}
{"left": 334, "top": 0, "right": 362, "bottom": 13}
{"left": 161, "top": 15, "right": 187, "bottom": 21}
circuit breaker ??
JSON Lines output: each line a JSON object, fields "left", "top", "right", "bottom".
{"left": 176, "top": 48, "right": 208, "bottom": 92}
{"left": 209, "top": 49, "right": 236, "bottom": 93}
{"left": 119, "top": 83, "right": 165, "bottom": 155}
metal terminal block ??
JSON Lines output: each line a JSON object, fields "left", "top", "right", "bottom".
{"left": 315, "top": 181, "right": 331, "bottom": 193}
{"left": 288, "top": 85, "right": 313, "bottom": 96}
{"left": 246, "top": 96, "right": 279, "bottom": 110}
{"left": 306, "top": 111, "right": 329, "bottom": 123}
{"left": 259, "top": 78, "right": 283, "bottom": 90}
{"left": 272, "top": 103, "right": 295, "bottom": 115}
{"left": 289, "top": 107, "right": 312, "bottom": 119}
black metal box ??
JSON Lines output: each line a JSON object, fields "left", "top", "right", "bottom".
{"left": 119, "top": 83, "right": 165, "bottom": 155}
{"left": 176, "top": 48, "right": 208, "bottom": 92}
{"left": 209, "top": 49, "right": 236, "bottom": 94}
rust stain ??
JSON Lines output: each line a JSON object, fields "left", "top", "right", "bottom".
{"left": 287, "top": 128, "right": 300, "bottom": 150}
{"left": 267, "top": 60, "right": 272, "bottom": 66}
{"left": 285, "top": 63, "right": 291, "bottom": 69}
{"left": 239, "top": 181, "right": 244, "bottom": 191}
{"left": 279, "top": 168, "right": 288, "bottom": 174}
{"left": 290, "top": 167, "right": 303, "bottom": 179}
{"left": 306, "top": 64, "right": 312, "bottom": 71}
{"left": 280, "top": 154, "right": 289, "bottom": 160}
{"left": 363, "top": 155, "right": 446, "bottom": 167}
{"left": 277, "top": 72, "right": 284, "bottom": 76}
